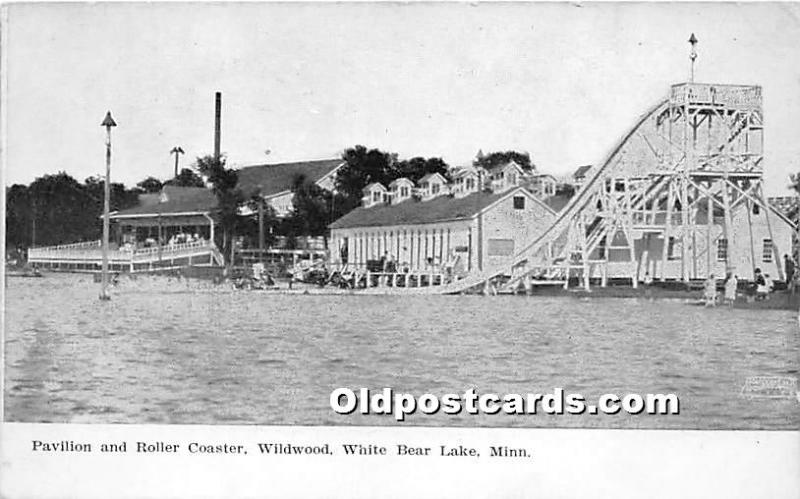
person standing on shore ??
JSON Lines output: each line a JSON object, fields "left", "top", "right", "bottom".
{"left": 643, "top": 271, "right": 654, "bottom": 300}
{"left": 724, "top": 272, "right": 738, "bottom": 307}
{"left": 704, "top": 273, "right": 717, "bottom": 307}
{"left": 754, "top": 268, "right": 767, "bottom": 300}
{"left": 784, "top": 254, "right": 796, "bottom": 293}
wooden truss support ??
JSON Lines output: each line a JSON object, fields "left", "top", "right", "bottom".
{"left": 661, "top": 181, "right": 674, "bottom": 281}
{"left": 759, "top": 183, "right": 785, "bottom": 281}
{"left": 706, "top": 192, "right": 713, "bottom": 277}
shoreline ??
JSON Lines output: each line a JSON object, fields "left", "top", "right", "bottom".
{"left": 91, "top": 273, "right": 800, "bottom": 309}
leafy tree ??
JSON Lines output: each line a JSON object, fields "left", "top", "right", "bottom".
{"left": 5, "top": 184, "right": 32, "bottom": 250}
{"left": 473, "top": 150, "right": 535, "bottom": 172}
{"left": 335, "top": 145, "right": 451, "bottom": 213}
{"left": 240, "top": 194, "right": 279, "bottom": 249}
{"left": 789, "top": 172, "right": 800, "bottom": 195}
{"left": 194, "top": 154, "right": 241, "bottom": 263}
{"left": 84, "top": 176, "right": 140, "bottom": 213}
{"left": 4, "top": 173, "right": 135, "bottom": 249}
{"left": 335, "top": 145, "right": 397, "bottom": 211}
{"left": 28, "top": 173, "right": 98, "bottom": 246}
{"left": 394, "top": 157, "right": 451, "bottom": 183}
{"left": 136, "top": 176, "right": 163, "bottom": 193}
{"left": 165, "top": 168, "right": 206, "bottom": 188}
{"left": 284, "top": 174, "right": 350, "bottom": 237}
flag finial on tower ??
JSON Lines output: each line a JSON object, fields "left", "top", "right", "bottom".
{"left": 688, "top": 33, "right": 698, "bottom": 83}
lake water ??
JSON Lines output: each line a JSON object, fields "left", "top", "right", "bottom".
{"left": 4, "top": 273, "right": 799, "bottom": 429}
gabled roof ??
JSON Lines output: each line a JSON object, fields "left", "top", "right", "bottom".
{"left": 363, "top": 182, "right": 388, "bottom": 193}
{"left": 389, "top": 177, "right": 415, "bottom": 187}
{"left": 237, "top": 159, "right": 343, "bottom": 199}
{"left": 110, "top": 186, "right": 217, "bottom": 218}
{"left": 330, "top": 187, "right": 551, "bottom": 230}
{"left": 573, "top": 165, "right": 592, "bottom": 179}
{"left": 452, "top": 168, "right": 479, "bottom": 179}
{"left": 419, "top": 172, "right": 448, "bottom": 184}
{"left": 487, "top": 160, "right": 524, "bottom": 172}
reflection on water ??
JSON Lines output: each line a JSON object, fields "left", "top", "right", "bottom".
{"left": 4, "top": 274, "right": 799, "bottom": 429}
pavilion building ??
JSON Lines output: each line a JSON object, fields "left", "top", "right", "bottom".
{"left": 328, "top": 184, "right": 556, "bottom": 274}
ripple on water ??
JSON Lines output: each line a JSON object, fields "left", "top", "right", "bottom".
{"left": 3, "top": 274, "right": 799, "bottom": 429}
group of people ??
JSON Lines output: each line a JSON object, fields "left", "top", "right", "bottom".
{"left": 702, "top": 253, "right": 798, "bottom": 306}
{"left": 703, "top": 272, "right": 739, "bottom": 307}
{"left": 135, "top": 232, "right": 204, "bottom": 249}
{"left": 167, "top": 232, "right": 203, "bottom": 246}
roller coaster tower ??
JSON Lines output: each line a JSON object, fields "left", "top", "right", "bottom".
{"left": 438, "top": 34, "right": 795, "bottom": 295}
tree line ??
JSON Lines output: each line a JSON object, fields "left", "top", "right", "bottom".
{"left": 5, "top": 146, "right": 541, "bottom": 256}
{"left": 282, "top": 146, "right": 538, "bottom": 238}
{"left": 4, "top": 168, "right": 207, "bottom": 251}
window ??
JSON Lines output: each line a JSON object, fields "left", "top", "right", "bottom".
{"left": 717, "top": 238, "right": 728, "bottom": 262}
{"left": 513, "top": 196, "right": 525, "bottom": 210}
{"left": 372, "top": 191, "right": 381, "bottom": 202}
{"left": 432, "top": 184, "right": 440, "bottom": 194}
{"left": 466, "top": 178, "right": 475, "bottom": 190}
{"left": 668, "top": 237, "right": 682, "bottom": 260}
{"left": 763, "top": 239, "right": 773, "bottom": 263}
{"left": 400, "top": 187, "right": 409, "bottom": 197}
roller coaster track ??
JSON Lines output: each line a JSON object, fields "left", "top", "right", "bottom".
{"left": 434, "top": 81, "right": 787, "bottom": 294}
{"left": 429, "top": 99, "right": 671, "bottom": 294}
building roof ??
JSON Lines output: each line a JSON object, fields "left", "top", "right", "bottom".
{"left": 363, "top": 182, "right": 387, "bottom": 193}
{"left": 487, "top": 160, "right": 524, "bottom": 173}
{"left": 110, "top": 186, "right": 217, "bottom": 218}
{"left": 452, "top": 168, "right": 479, "bottom": 179}
{"left": 389, "top": 177, "right": 415, "bottom": 187}
{"left": 544, "top": 194, "right": 572, "bottom": 212}
{"left": 419, "top": 172, "right": 448, "bottom": 184}
{"left": 573, "top": 165, "right": 592, "bottom": 179}
{"left": 236, "top": 159, "right": 343, "bottom": 199}
{"left": 330, "top": 187, "right": 548, "bottom": 230}
{"left": 136, "top": 192, "right": 162, "bottom": 207}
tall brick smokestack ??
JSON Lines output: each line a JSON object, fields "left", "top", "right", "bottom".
{"left": 214, "top": 92, "right": 222, "bottom": 161}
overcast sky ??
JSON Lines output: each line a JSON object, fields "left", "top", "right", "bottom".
{"left": 4, "top": 2, "right": 800, "bottom": 194}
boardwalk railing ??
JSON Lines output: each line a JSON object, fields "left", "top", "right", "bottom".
{"left": 29, "top": 240, "right": 102, "bottom": 252}
{"left": 28, "top": 239, "right": 223, "bottom": 271}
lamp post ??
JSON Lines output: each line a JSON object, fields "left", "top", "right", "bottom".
{"left": 100, "top": 111, "right": 117, "bottom": 301}
{"left": 170, "top": 146, "right": 185, "bottom": 178}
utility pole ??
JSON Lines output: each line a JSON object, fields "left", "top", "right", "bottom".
{"left": 214, "top": 92, "right": 222, "bottom": 161}
{"left": 170, "top": 146, "right": 185, "bottom": 178}
{"left": 31, "top": 197, "right": 36, "bottom": 248}
{"left": 100, "top": 111, "right": 117, "bottom": 301}
{"left": 258, "top": 193, "right": 265, "bottom": 252}
{"left": 688, "top": 33, "right": 698, "bottom": 83}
